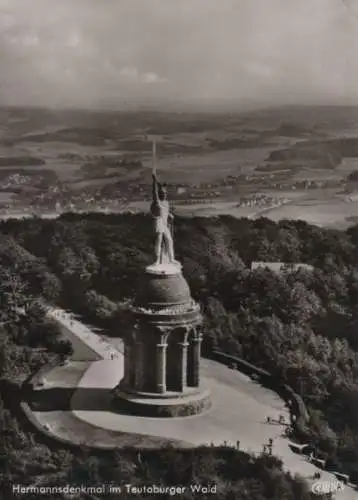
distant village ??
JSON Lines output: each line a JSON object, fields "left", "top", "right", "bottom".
{"left": 0, "top": 166, "right": 349, "bottom": 216}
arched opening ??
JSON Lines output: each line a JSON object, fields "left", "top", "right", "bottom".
{"left": 142, "top": 339, "right": 157, "bottom": 393}
{"left": 166, "top": 334, "right": 177, "bottom": 391}
{"left": 166, "top": 328, "right": 187, "bottom": 392}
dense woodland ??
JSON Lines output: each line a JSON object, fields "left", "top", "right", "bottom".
{"left": 2, "top": 212, "right": 358, "bottom": 497}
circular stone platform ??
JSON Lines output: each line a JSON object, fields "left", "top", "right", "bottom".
{"left": 113, "top": 385, "right": 212, "bottom": 418}
{"left": 145, "top": 262, "right": 182, "bottom": 275}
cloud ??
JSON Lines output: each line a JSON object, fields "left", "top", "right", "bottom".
{"left": 0, "top": 0, "right": 357, "bottom": 109}
{"left": 141, "top": 72, "right": 167, "bottom": 84}
{"left": 119, "top": 66, "right": 139, "bottom": 80}
{"left": 242, "top": 62, "right": 276, "bottom": 79}
{"left": 119, "top": 67, "right": 167, "bottom": 85}
{"left": 66, "top": 32, "right": 81, "bottom": 48}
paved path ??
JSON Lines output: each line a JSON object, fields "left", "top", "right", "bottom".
{"left": 73, "top": 358, "right": 354, "bottom": 492}
{"left": 35, "top": 307, "right": 357, "bottom": 498}
{"left": 38, "top": 362, "right": 92, "bottom": 388}
{"left": 47, "top": 308, "right": 120, "bottom": 361}
{"left": 74, "top": 358, "right": 287, "bottom": 448}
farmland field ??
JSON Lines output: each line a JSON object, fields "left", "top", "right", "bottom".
{"left": 1, "top": 105, "right": 358, "bottom": 228}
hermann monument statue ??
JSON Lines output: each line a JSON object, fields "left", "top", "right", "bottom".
{"left": 113, "top": 140, "right": 211, "bottom": 417}
{"left": 151, "top": 172, "right": 176, "bottom": 266}
{"left": 149, "top": 139, "right": 179, "bottom": 268}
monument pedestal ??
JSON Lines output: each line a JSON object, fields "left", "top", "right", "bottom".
{"left": 113, "top": 385, "right": 211, "bottom": 418}
{"left": 112, "top": 262, "right": 211, "bottom": 418}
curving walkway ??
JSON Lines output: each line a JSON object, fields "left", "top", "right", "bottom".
{"left": 47, "top": 308, "right": 120, "bottom": 361}
{"left": 34, "top": 307, "right": 357, "bottom": 498}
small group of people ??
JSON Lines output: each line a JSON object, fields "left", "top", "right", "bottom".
{"left": 263, "top": 441, "right": 274, "bottom": 455}
{"left": 266, "top": 414, "right": 286, "bottom": 425}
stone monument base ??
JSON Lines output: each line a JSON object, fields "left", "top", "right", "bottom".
{"left": 145, "top": 262, "right": 182, "bottom": 276}
{"left": 112, "top": 384, "right": 211, "bottom": 418}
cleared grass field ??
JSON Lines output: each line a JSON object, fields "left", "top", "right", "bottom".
{"left": 140, "top": 146, "right": 278, "bottom": 184}
{"left": 262, "top": 199, "right": 358, "bottom": 229}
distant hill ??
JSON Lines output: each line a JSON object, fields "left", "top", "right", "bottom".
{"left": 0, "top": 156, "right": 45, "bottom": 167}
{"left": 267, "top": 138, "right": 358, "bottom": 167}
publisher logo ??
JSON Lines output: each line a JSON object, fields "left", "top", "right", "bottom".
{"left": 311, "top": 480, "right": 345, "bottom": 495}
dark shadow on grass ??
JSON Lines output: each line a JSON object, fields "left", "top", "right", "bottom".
{"left": 28, "top": 387, "right": 154, "bottom": 416}
{"left": 27, "top": 386, "right": 211, "bottom": 420}
{"left": 28, "top": 387, "right": 114, "bottom": 412}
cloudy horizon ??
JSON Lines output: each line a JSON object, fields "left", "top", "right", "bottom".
{"left": 1, "top": 0, "right": 358, "bottom": 111}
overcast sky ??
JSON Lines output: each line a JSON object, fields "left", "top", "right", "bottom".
{"left": 1, "top": 0, "right": 358, "bottom": 110}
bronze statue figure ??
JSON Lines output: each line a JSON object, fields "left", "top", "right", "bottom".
{"left": 151, "top": 172, "right": 177, "bottom": 265}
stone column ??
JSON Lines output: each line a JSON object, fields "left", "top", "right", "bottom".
{"left": 178, "top": 342, "right": 189, "bottom": 391}
{"left": 155, "top": 342, "right": 167, "bottom": 393}
{"left": 191, "top": 336, "right": 202, "bottom": 387}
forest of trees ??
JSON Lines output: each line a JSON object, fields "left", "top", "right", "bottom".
{"left": 2, "top": 211, "right": 358, "bottom": 497}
